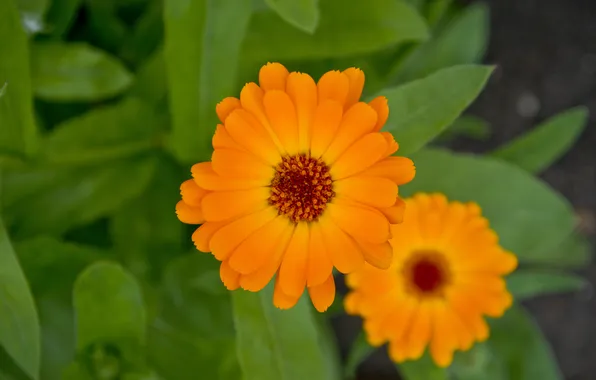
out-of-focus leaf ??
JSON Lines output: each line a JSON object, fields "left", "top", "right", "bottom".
{"left": 379, "top": 65, "right": 493, "bottom": 155}
{"left": 344, "top": 331, "right": 375, "bottom": 379}
{"left": 0, "top": 0, "right": 39, "bottom": 159}
{"left": 37, "top": 297, "right": 76, "bottom": 380}
{"left": 163, "top": 0, "right": 252, "bottom": 163}
{"left": 316, "top": 318, "right": 342, "bottom": 380}
{"left": 405, "top": 149, "right": 576, "bottom": 263}
{"left": 507, "top": 270, "right": 587, "bottom": 300}
{"left": 390, "top": 2, "right": 489, "bottom": 84}
{"left": 42, "top": 98, "right": 165, "bottom": 166}
{"left": 73, "top": 262, "right": 146, "bottom": 369}
{"left": 424, "top": 0, "right": 453, "bottom": 28}
{"left": 0, "top": 216, "right": 40, "bottom": 380}
{"left": 243, "top": 0, "right": 428, "bottom": 61}
{"left": 264, "top": 0, "right": 319, "bottom": 34}
{"left": 438, "top": 115, "right": 491, "bottom": 142}
{"left": 15, "top": 0, "right": 49, "bottom": 34}
{"left": 44, "top": 0, "right": 81, "bottom": 38}
{"left": 232, "top": 285, "right": 331, "bottom": 380}
{"left": 31, "top": 42, "right": 133, "bottom": 102}
{"left": 148, "top": 253, "right": 239, "bottom": 380}
{"left": 398, "top": 353, "right": 448, "bottom": 380}
{"left": 128, "top": 49, "right": 167, "bottom": 108}
{"left": 2, "top": 156, "right": 156, "bottom": 237}
{"left": 532, "top": 232, "right": 592, "bottom": 268}
{"left": 489, "top": 306, "right": 563, "bottom": 380}
{"left": 491, "top": 107, "right": 589, "bottom": 174}
{"left": 449, "top": 342, "right": 506, "bottom": 380}
{"left": 120, "top": 0, "right": 163, "bottom": 66}
{"left": 85, "top": 0, "right": 128, "bottom": 54}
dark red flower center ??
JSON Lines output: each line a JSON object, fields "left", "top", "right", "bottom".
{"left": 269, "top": 155, "right": 335, "bottom": 223}
{"left": 403, "top": 250, "right": 451, "bottom": 296}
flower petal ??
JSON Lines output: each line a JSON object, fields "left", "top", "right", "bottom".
{"left": 360, "top": 156, "right": 416, "bottom": 185}
{"left": 309, "top": 99, "right": 343, "bottom": 158}
{"left": 176, "top": 200, "right": 204, "bottom": 224}
{"left": 308, "top": 274, "right": 336, "bottom": 312}
{"left": 368, "top": 96, "right": 389, "bottom": 131}
{"left": 216, "top": 97, "right": 241, "bottom": 123}
{"left": 212, "top": 148, "right": 275, "bottom": 181}
{"left": 210, "top": 207, "right": 278, "bottom": 260}
{"left": 263, "top": 90, "right": 300, "bottom": 155}
{"left": 213, "top": 124, "right": 245, "bottom": 151}
{"left": 180, "top": 179, "right": 208, "bottom": 207}
{"left": 259, "top": 62, "right": 289, "bottom": 91}
{"left": 317, "top": 70, "right": 349, "bottom": 104}
{"left": 319, "top": 213, "right": 364, "bottom": 273}
{"left": 335, "top": 176, "right": 397, "bottom": 208}
{"left": 357, "top": 240, "right": 393, "bottom": 270}
{"left": 192, "top": 162, "right": 265, "bottom": 191}
{"left": 330, "top": 133, "right": 387, "bottom": 180}
{"left": 306, "top": 222, "right": 334, "bottom": 286}
{"left": 220, "top": 260, "right": 240, "bottom": 290}
{"left": 379, "top": 197, "right": 406, "bottom": 224}
{"left": 343, "top": 67, "right": 365, "bottom": 109}
{"left": 191, "top": 222, "right": 226, "bottom": 252}
{"left": 225, "top": 109, "right": 282, "bottom": 166}
{"left": 202, "top": 187, "right": 270, "bottom": 222}
{"left": 327, "top": 202, "right": 390, "bottom": 244}
{"left": 278, "top": 222, "right": 309, "bottom": 297}
{"left": 273, "top": 275, "right": 302, "bottom": 310}
{"left": 286, "top": 72, "right": 317, "bottom": 152}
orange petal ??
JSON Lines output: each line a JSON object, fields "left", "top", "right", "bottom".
{"left": 360, "top": 156, "right": 416, "bottom": 185}
{"left": 381, "top": 132, "right": 399, "bottom": 156}
{"left": 278, "top": 222, "right": 309, "bottom": 297}
{"left": 306, "top": 222, "right": 334, "bottom": 287}
{"left": 286, "top": 72, "right": 317, "bottom": 152}
{"left": 209, "top": 207, "right": 277, "bottom": 261}
{"left": 319, "top": 214, "right": 364, "bottom": 273}
{"left": 273, "top": 275, "right": 302, "bottom": 310}
{"left": 379, "top": 197, "right": 406, "bottom": 224}
{"left": 327, "top": 202, "right": 390, "bottom": 244}
{"left": 220, "top": 260, "right": 240, "bottom": 290}
{"left": 192, "top": 162, "right": 265, "bottom": 191}
{"left": 263, "top": 90, "right": 300, "bottom": 155}
{"left": 191, "top": 222, "right": 226, "bottom": 252}
{"left": 225, "top": 110, "right": 281, "bottom": 166}
{"left": 216, "top": 97, "right": 241, "bottom": 123}
{"left": 211, "top": 148, "right": 275, "bottom": 181}
{"left": 343, "top": 68, "right": 365, "bottom": 109}
{"left": 330, "top": 133, "right": 387, "bottom": 180}
{"left": 201, "top": 187, "right": 270, "bottom": 222}
{"left": 239, "top": 224, "right": 294, "bottom": 291}
{"left": 335, "top": 176, "right": 397, "bottom": 208}
{"left": 309, "top": 99, "right": 343, "bottom": 158}
{"left": 403, "top": 301, "right": 433, "bottom": 360}
{"left": 228, "top": 215, "right": 291, "bottom": 275}
{"left": 317, "top": 70, "right": 349, "bottom": 104}
{"left": 429, "top": 303, "right": 457, "bottom": 367}
{"left": 259, "top": 62, "right": 289, "bottom": 91}
{"left": 180, "top": 179, "right": 208, "bottom": 207}
{"left": 322, "top": 102, "right": 378, "bottom": 164}
{"left": 176, "top": 200, "right": 204, "bottom": 224}
{"left": 308, "top": 274, "right": 336, "bottom": 312}
{"left": 213, "top": 124, "right": 245, "bottom": 151}
{"left": 357, "top": 240, "right": 393, "bottom": 270}
{"left": 368, "top": 96, "right": 389, "bottom": 131}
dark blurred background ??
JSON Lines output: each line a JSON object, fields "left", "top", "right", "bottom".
{"left": 339, "top": 0, "right": 596, "bottom": 378}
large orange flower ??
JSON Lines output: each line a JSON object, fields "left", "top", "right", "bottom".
{"left": 176, "top": 62, "right": 415, "bottom": 312}
{"left": 345, "top": 193, "right": 518, "bottom": 366}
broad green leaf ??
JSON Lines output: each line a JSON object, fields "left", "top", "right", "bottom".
{"left": 491, "top": 107, "right": 589, "bottom": 174}
{"left": 73, "top": 262, "right": 146, "bottom": 368}
{"left": 42, "top": 98, "right": 166, "bottom": 166}
{"left": 437, "top": 115, "right": 491, "bottom": 143}
{"left": 31, "top": 42, "right": 133, "bottom": 102}
{"left": 163, "top": 0, "right": 252, "bottom": 163}
{"left": 533, "top": 232, "right": 591, "bottom": 268}
{"left": 391, "top": 2, "right": 489, "bottom": 84}
{"left": 16, "top": 0, "right": 50, "bottom": 34}
{"left": 119, "top": 0, "right": 163, "bottom": 66}
{"left": 316, "top": 318, "right": 342, "bottom": 380}
{"left": 85, "top": 0, "right": 128, "bottom": 53}
{"left": 0, "top": 0, "right": 39, "bottom": 159}
{"left": 0, "top": 216, "right": 40, "bottom": 380}
{"left": 449, "top": 342, "right": 506, "bottom": 380}
{"left": 507, "top": 270, "right": 587, "bottom": 300}
{"left": 232, "top": 285, "right": 331, "bottom": 380}
{"left": 424, "top": 0, "right": 453, "bottom": 29}
{"left": 379, "top": 65, "right": 493, "bottom": 155}
{"left": 344, "top": 331, "right": 375, "bottom": 379}
{"left": 264, "top": 0, "right": 319, "bottom": 34}
{"left": 2, "top": 156, "right": 156, "bottom": 237}
{"left": 489, "top": 306, "right": 563, "bottom": 380}
{"left": 45, "top": 0, "right": 81, "bottom": 38}
{"left": 405, "top": 149, "right": 576, "bottom": 262}
{"left": 398, "top": 353, "right": 448, "bottom": 380}
{"left": 128, "top": 49, "right": 168, "bottom": 108}
{"left": 242, "top": 0, "right": 429, "bottom": 61}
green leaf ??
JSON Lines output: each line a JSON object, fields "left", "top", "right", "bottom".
{"left": 243, "top": 0, "right": 429, "bottom": 61}
{"left": 232, "top": 285, "right": 332, "bottom": 380}
{"left": 31, "top": 42, "right": 133, "bottom": 102}
{"left": 73, "top": 262, "right": 146, "bottom": 367}
{"left": 438, "top": 115, "right": 491, "bottom": 143}
{"left": 128, "top": 49, "right": 168, "bottom": 108}
{"left": 507, "top": 270, "right": 587, "bottom": 300}
{"left": 264, "top": 0, "right": 319, "bottom": 34}
{"left": 398, "top": 352, "right": 448, "bottom": 380}
{"left": 0, "top": 0, "right": 39, "bottom": 159}
{"left": 405, "top": 149, "right": 576, "bottom": 263}
{"left": 44, "top": 0, "right": 81, "bottom": 38}
{"left": 491, "top": 107, "right": 589, "bottom": 174}
{"left": 163, "top": 0, "right": 252, "bottom": 163}
{"left": 15, "top": 0, "right": 50, "bottom": 34}
{"left": 533, "top": 232, "right": 592, "bottom": 268}
{"left": 424, "top": 0, "right": 453, "bottom": 29}
{"left": 379, "top": 65, "right": 493, "bottom": 155}
{"left": 489, "top": 306, "right": 563, "bottom": 380}
{"left": 449, "top": 342, "right": 506, "bottom": 380}
{"left": 119, "top": 0, "right": 163, "bottom": 66}
{"left": 0, "top": 216, "right": 41, "bottom": 380}
{"left": 344, "top": 331, "right": 375, "bottom": 379}
{"left": 42, "top": 98, "right": 165, "bottom": 166}
{"left": 2, "top": 156, "right": 156, "bottom": 237}
{"left": 391, "top": 2, "right": 489, "bottom": 84}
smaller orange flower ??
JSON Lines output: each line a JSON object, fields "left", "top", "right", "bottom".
{"left": 344, "top": 193, "right": 518, "bottom": 367}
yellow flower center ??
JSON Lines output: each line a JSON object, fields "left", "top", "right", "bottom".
{"left": 402, "top": 250, "right": 452, "bottom": 297}
{"left": 269, "top": 154, "right": 335, "bottom": 223}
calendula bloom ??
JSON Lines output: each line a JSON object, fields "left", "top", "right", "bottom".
{"left": 344, "top": 193, "right": 518, "bottom": 367}
{"left": 176, "top": 62, "right": 415, "bottom": 312}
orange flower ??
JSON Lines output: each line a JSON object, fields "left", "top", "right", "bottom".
{"left": 176, "top": 62, "right": 415, "bottom": 312}
{"left": 344, "top": 193, "right": 518, "bottom": 366}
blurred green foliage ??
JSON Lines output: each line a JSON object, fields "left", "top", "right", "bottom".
{"left": 0, "top": 0, "right": 591, "bottom": 379}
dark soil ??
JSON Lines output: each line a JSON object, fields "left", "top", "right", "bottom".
{"left": 341, "top": 0, "right": 596, "bottom": 378}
